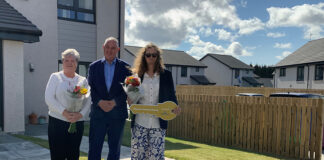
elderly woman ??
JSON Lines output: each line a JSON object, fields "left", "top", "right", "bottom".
{"left": 45, "top": 48, "right": 91, "bottom": 160}
{"left": 129, "top": 43, "right": 181, "bottom": 160}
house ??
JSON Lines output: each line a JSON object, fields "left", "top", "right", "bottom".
{"left": 0, "top": 0, "right": 42, "bottom": 132}
{"left": 200, "top": 53, "right": 262, "bottom": 87}
{"left": 2, "top": 0, "right": 124, "bottom": 132}
{"left": 124, "top": 45, "right": 214, "bottom": 85}
{"left": 273, "top": 38, "right": 324, "bottom": 89}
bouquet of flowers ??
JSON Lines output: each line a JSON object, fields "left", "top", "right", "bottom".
{"left": 66, "top": 85, "right": 88, "bottom": 133}
{"left": 122, "top": 76, "right": 143, "bottom": 104}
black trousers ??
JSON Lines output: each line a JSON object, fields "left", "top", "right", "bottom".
{"left": 48, "top": 116, "right": 84, "bottom": 160}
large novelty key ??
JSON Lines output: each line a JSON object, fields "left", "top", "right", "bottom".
{"left": 130, "top": 101, "right": 177, "bottom": 120}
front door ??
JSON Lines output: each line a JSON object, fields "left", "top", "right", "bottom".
{"left": 0, "top": 40, "right": 3, "bottom": 131}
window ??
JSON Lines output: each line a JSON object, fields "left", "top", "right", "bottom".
{"left": 58, "top": 61, "right": 90, "bottom": 77}
{"left": 246, "top": 70, "right": 249, "bottom": 74}
{"left": 297, "top": 66, "right": 304, "bottom": 81}
{"left": 234, "top": 69, "right": 239, "bottom": 78}
{"left": 195, "top": 67, "right": 199, "bottom": 72}
{"left": 181, "top": 67, "right": 187, "bottom": 77}
{"left": 58, "top": 0, "right": 95, "bottom": 23}
{"left": 279, "top": 68, "right": 286, "bottom": 77}
{"left": 315, "top": 64, "right": 324, "bottom": 80}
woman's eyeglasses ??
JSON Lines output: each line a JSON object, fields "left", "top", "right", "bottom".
{"left": 144, "top": 53, "right": 158, "bottom": 58}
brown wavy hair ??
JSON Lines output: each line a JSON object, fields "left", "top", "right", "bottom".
{"left": 131, "top": 43, "right": 165, "bottom": 77}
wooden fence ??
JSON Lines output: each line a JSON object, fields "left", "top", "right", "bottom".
{"left": 168, "top": 95, "right": 324, "bottom": 160}
{"left": 176, "top": 85, "right": 324, "bottom": 97}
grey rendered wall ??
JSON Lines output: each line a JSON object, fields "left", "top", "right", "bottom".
{"left": 201, "top": 56, "right": 232, "bottom": 86}
{"left": 8, "top": 0, "right": 59, "bottom": 122}
{"left": 58, "top": 20, "right": 97, "bottom": 62}
{"left": 96, "top": 0, "right": 124, "bottom": 59}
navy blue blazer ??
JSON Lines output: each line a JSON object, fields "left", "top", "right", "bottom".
{"left": 131, "top": 69, "right": 178, "bottom": 129}
{"left": 88, "top": 58, "right": 131, "bottom": 120}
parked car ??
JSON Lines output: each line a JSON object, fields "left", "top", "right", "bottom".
{"left": 269, "top": 92, "right": 323, "bottom": 98}
{"left": 269, "top": 92, "right": 324, "bottom": 149}
{"left": 236, "top": 93, "right": 264, "bottom": 97}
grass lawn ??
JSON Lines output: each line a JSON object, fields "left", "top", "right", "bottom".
{"left": 11, "top": 121, "right": 285, "bottom": 160}
{"left": 83, "top": 121, "right": 282, "bottom": 160}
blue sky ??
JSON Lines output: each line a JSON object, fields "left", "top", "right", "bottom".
{"left": 125, "top": 0, "right": 324, "bottom": 66}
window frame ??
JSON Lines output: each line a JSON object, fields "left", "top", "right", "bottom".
{"left": 234, "top": 69, "right": 239, "bottom": 79}
{"left": 296, "top": 66, "right": 304, "bottom": 81}
{"left": 181, "top": 66, "right": 187, "bottom": 77}
{"left": 315, "top": 64, "right": 324, "bottom": 80}
{"left": 279, "top": 68, "right": 286, "bottom": 77}
{"left": 57, "top": 0, "right": 96, "bottom": 24}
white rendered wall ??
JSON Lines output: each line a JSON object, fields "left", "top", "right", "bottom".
{"left": 3, "top": 40, "right": 25, "bottom": 132}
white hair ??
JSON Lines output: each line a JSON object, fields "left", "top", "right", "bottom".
{"left": 103, "top": 37, "right": 119, "bottom": 46}
{"left": 61, "top": 48, "right": 80, "bottom": 62}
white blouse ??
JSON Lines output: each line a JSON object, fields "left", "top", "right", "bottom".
{"left": 135, "top": 73, "right": 160, "bottom": 128}
{"left": 45, "top": 71, "right": 91, "bottom": 122}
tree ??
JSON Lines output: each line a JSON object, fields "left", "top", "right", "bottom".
{"left": 252, "top": 64, "right": 274, "bottom": 78}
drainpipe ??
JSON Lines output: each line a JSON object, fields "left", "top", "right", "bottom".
{"left": 0, "top": 40, "right": 3, "bottom": 130}
{"left": 273, "top": 69, "right": 276, "bottom": 88}
{"left": 231, "top": 69, "right": 233, "bottom": 86}
{"left": 176, "top": 67, "right": 178, "bottom": 85}
{"left": 117, "top": 0, "right": 121, "bottom": 58}
{"left": 307, "top": 64, "right": 310, "bottom": 89}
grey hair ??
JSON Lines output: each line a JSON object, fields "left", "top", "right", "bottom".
{"left": 103, "top": 37, "right": 119, "bottom": 46}
{"left": 61, "top": 48, "right": 80, "bottom": 62}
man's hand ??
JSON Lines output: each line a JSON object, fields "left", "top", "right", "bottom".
{"left": 98, "top": 100, "right": 116, "bottom": 112}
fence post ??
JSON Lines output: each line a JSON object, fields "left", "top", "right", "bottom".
{"left": 315, "top": 99, "right": 323, "bottom": 160}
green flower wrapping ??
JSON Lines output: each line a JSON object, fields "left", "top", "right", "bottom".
{"left": 68, "top": 122, "right": 76, "bottom": 133}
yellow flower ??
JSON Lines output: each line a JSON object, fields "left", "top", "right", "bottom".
{"left": 80, "top": 88, "right": 88, "bottom": 95}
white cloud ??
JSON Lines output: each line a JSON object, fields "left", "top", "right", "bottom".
{"left": 125, "top": 0, "right": 265, "bottom": 48}
{"left": 274, "top": 43, "right": 291, "bottom": 49}
{"left": 276, "top": 51, "right": 292, "bottom": 60}
{"left": 186, "top": 35, "right": 252, "bottom": 59}
{"left": 199, "top": 27, "right": 213, "bottom": 37}
{"left": 240, "top": 0, "right": 247, "bottom": 8}
{"left": 214, "top": 29, "right": 237, "bottom": 41}
{"left": 267, "top": 32, "right": 285, "bottom": 38}
{"left": 267, "top": 3, "right": 324, "bottom": 39}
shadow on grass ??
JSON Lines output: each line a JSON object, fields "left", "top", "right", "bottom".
{"left": 165, "top": 139, "right": 198, "bottom": 150}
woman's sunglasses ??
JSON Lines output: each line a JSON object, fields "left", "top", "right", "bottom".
{"left": 144, "top": 53, "right": 158, "bottom": 58}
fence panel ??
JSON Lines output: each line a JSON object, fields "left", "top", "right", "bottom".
{"left": 168, "top": 94, "right": 324, "bottom": 160}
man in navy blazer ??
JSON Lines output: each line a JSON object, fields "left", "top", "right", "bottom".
{"left": 88, "top": 37, "right": 131, "bottom": 160}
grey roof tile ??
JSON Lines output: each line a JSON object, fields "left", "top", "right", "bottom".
{"left": 0, "top": 0, "right": 42, "bottom": 36}
{"left": 125, "top": 45, "right": 207, "bottom": 67}
{"left": 275, "top": 38, "right": 324, "bottom": 67}
{"left": 200, "top": 53, "right": 253, "bottom": 69}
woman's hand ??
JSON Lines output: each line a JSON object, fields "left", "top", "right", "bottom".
{"left": 172, "top": 106, "right": 181, "bottom": 115}
{"left": 127, "top": 97, "right": 133, "bottom": 105}
{"left": 70, "top": 112, "right": 83, "bottom": 123}
{"left": 62, "top": 109, "right": 74, "bottom": 122}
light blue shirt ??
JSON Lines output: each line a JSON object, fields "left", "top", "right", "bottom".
{"left": 104, "top": 58, "right": 116, "bottom": 92}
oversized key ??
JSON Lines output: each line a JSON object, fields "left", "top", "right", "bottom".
{"left": 130, "top": 101, "right": 178, "bottom": 120}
